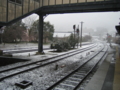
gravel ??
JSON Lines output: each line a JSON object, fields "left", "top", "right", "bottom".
{"left": 0, "top": 44, "right": 101, "bottom": 90}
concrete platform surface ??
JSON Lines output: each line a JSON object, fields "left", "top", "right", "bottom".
{"left": 85, "top": 45, "right": 120, "bottom": 90}
{"left": 84, "top": 54, "right": 111, "bottom": 90}
{"left": 113, "top": 46, "right": 120, "bottom": 90}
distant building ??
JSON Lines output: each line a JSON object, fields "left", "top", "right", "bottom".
{"left": 53, "top": 33, "right": 71, "bottom": 41}
{"left": 53, "top": 33, "right": 71, "bottom": 38}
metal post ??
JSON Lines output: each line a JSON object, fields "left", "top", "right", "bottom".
{"left": 74, "top": 29, "right": 75, "bottom": 40}
{"left": 73, "top": 25, "right": 76, "bottom": 41}
{"left": 38, "top": 14, "right": 44, "bottom": 53}
{"left": 73, "top": 25, "right": 76, "bottom": 48}
{"left": 80, "top": 22, "right": 83, "bottom": 47}
{"left": 77, "top": 25, "right": 79, "bottom": 48}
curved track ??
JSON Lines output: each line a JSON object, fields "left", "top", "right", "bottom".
{"left": 2, "top": 43, "right": 93, "bottom": 54}
{"left": 0, "top": 44, "right": 97, "bottom": 81}
{"left": 46, "top": 44, "right": 108, "bottom": 90}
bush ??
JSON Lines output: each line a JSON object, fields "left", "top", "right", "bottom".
{"left": 68, "top": 34, "right": 78, "bottom": 48}
{"left": 51, "top": 33, "right": 78, "bottom": 52}
{"left": 50, "top": 41, "right": 71, "bottom": 52}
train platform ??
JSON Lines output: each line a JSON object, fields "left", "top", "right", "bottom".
{"left": 0, "top": 43, "right": 119, "bottom": 90}
{"left": 84, "top": 45, "right": 120, "bottom": 90}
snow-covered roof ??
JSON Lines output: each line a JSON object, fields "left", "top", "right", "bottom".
{"left": 53, "top": 33, "right": 71, "bottom": 38}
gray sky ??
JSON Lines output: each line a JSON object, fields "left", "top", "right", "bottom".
{"left": 44, "top": 12, "right": 120, "bottom": 33}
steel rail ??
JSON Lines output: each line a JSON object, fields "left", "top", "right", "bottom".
{"left": 0, "top": 44, "right": 97, "bottom": 81}
{"left": 0, "top": 44, "right": 96, "bottom": 73}
{"left": 46, "top": 45, "right": 107, "bottom": 90}
{"left": 3, "top": 48, "right": 49, "bottom": 54}
{"left": 3, "top": 43, "right": 92, "bottom": 54}
{"left": 74, "top": 46, "right": 108, "bottom": 89}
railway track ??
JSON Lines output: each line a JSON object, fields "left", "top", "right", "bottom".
{"left": 3, "top": 48, "right": 49, "bottom": 54}
{"left": 46, "top": 45, "right": 108, "bottom": 90}
{"left": 2, "top": 43, "right": 92, "bottom": 54}
{"left": 0, "top": 44, "right": 97, "bottom": 81}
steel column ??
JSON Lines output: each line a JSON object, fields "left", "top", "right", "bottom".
{"left": 38, "top": 14, "right": 44, "bottom": 53}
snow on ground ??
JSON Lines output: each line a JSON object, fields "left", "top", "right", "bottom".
{"left": 0, "top": 43, "right": 103, "bottom": 90}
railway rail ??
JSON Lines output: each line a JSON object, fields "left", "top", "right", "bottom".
{"left": 0, "top": 44, "right": 97, "bottom": 81}
{"left": 3, "top": 48, "right": 49, "bottom": 54}
{"left": 46, "top": 45, "right": 108, "bottom": 90}
{"left": 2, "top": 43, "right": 92, "bottom": 54}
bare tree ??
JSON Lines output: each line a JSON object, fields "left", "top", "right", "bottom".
{"left": 22, "top": 14, "right": 38, "bottom": 42}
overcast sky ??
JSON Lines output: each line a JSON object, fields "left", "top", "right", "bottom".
{"left": 43, "top": 11, "right": 120, "bottom": 33}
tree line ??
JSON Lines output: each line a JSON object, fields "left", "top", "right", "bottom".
{"left": 2, "top": 20, "right": 54, "bottom": 43}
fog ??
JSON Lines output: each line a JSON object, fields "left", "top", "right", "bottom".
{"left": 23, "top": 11, "right": 120, "bottom": 37}
{"left": 44, "top": 12, "right": 120, "bottom": 36}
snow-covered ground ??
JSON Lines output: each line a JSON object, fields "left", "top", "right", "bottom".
{"left": 0, "top": 43, "right": 104, "bottom": 90}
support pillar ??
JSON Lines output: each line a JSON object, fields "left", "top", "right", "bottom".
{"left": 38, "top": 14, "right": 44, "bottom": 53}
{"left": 0, "top": 26, "right": 3, "bottom": 44}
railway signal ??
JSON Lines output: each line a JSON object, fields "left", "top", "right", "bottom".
{"left": 73, "top": 25, "right": 76, "bottom": 30}
{"left": 73, "top": 25, "right": 76, "bottom": 41}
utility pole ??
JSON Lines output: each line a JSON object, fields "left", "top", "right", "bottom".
{"left": 73, "top": 25, "right": 76, "bottom": 48}
{"left": 73, "top": 25, "right": 76, "bottom": 40}
{"left": 76, "top": 25, "right": 79, "bottom": 48}
{"left": 80, "top": 22, "right": 84, "bottom": 47}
